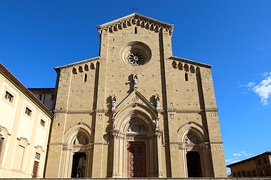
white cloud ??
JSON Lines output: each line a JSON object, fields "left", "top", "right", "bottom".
{"left": 253, "top": 74, "right": 271, "bottom": 105}
{"left": 246, "top": 72, "right": 271, "bottom": 105}
{"left": 227, "top": 151, "right": 253, "bottom": 165}
{"left": 247, "top": 82, "right": 256, "bottom": 87}
{"left": 233, "top": 153, "right": 242, "bottom": 157}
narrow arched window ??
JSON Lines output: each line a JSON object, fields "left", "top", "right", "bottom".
{"left": 185, "top": 73, "right": 188, "bottom": 81}
{"left": 84, "top": 74, "right": 87, "bottom": 82}
{"left": 134, "top": 26, "right": 137, "bottom": 34}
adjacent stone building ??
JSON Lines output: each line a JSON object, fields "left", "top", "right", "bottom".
{"left": 29, "top": 88, "right": 55, "bottom": 112}
{"left": 0, "top": 64, "right": 53, "bottom": 178}
{"left": 45, "top": 13, "right": 227, "bottom": 178}
{"left": 227, "top": 151, "right": 271, "bottom": 177}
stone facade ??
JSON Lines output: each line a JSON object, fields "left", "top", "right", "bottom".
{"left": 45, "top": 13, "right": 227, "bottom": 178}
{"left": 0, "top": 64, "right": 53, "bottom": 178}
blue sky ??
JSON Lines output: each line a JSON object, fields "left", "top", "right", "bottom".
{"left": 1, "top": 0, "right": 271, "bottom": 174}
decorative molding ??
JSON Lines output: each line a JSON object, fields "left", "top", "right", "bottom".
{"left": 168, "top": 56, "right": 211, "bottom": 68}
{"left": 98, "top": 13, "right": 173, "bottom": 35}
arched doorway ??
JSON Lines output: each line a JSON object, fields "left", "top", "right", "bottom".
{"left": 71, "top": 152, "right": 86, "bottom": 178}
{"left": 111, "top": 113, "right": 159, "bottom": 178}
{"left": 70, "top": 131, "right": 91, "bottom": 178}
{"left": 184, "top": 131, "right": 203, "bottom": 177}
{"left": 186, "top": 152, "right": 202, "bottom": 177}
{"left": 177, "top": 122, "right": 214, "bottom": 177}
{"left": 61, "top": 126, "right": 93, "bottom": 178}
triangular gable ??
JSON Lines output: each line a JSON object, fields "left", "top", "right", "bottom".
{"left": 116, "top": 89, "right": 157, "bottom": 117}
{"left": 98, "top": 13, "right": 173, "bottom": 35}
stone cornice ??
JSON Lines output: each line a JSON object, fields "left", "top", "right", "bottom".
{"left": 165, "top": 108, "right": 218, "bottom": 113}
{"left": 168, "top": 56, "right": 212, "bottom": 68}
{"left": 98, "top": 13, "right": 173, "bottom": 35}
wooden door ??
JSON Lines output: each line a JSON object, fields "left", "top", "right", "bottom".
{"left": 32, "top": 161, "right": 39, "bottom": 178}
{"left": 127, "top": 142, "right": 146, "bottom": 177}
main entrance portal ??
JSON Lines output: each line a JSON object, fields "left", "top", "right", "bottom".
{"left": 127, "top": 142, "right": 146, "bottom": 177}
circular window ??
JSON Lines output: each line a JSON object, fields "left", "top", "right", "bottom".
{"left": 121, "top": 41, "right": 151, "bottom": 66}
{"left": 127, "top": 51, "right": 145, "bottom": 65}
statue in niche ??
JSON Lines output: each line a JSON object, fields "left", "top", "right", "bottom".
{"left": 155, "top": 94, "right": 160, "bottom": 109}
{"left": 133, "top": 74, "right": 138, "bottom": 87}
{"left": 111, "top": 94, "right": 117, "bottom": 109}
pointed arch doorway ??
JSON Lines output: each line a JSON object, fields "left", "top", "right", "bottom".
{"left": 112, "top": 113, "right": 160, "bottom": 178}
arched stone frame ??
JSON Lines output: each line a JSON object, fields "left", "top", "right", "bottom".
{"left": 60, "top": 123, "right": 93, "bottom": 178}
{"left": 0, "top": 126, "right": 10, "bottom": 166}
{"left": 111, "top": 105, "right": 159, "bottom": 178}
{"left": 177, "top": 122, "right": 212, "bottom": 177}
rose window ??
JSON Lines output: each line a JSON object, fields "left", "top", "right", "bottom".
{"left": 127, "top": 51, "right": 145, "bottom": 65}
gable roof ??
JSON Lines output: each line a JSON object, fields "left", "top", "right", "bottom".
{"left": 54, "top": 56, "right": 100, "bottom": 72}
{"left": 98, "top": 13, "right": 174, "bottom": 35}
{"left": 227, "top": 151, "right": 271, "bottom": 167}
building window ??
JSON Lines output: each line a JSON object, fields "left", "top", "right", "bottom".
{"left": 84, "top": 74, "right": 87, "bottom": 82}
{"left": 258, "top": 159, "right": 262, "bottom": 166}
{"left": 25, "top": 107, "right": 32, "bottom": 116}
{"left": 185, "top": 73, "right": 189, "bottom": 81}
{"left": 38, "top": 94, "right": 42, "bottom": 100}
{"left": 40, "top": 119, "right": 45, "bottom": 127}
{"left": 5, "top": 91, "right": 13, "bottom": 102}
{"left": 35, "top": 152, "right": 40, "bottom": 160}
{"left": 51, "top": 94, "right": 55, "bottom": 101}
{"left": 14, "top": 145, "right": 25, "bottom": 170}
{"left": 264, "top": 157, "right": 267, "bottom": 164}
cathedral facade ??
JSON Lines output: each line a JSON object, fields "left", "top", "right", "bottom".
{"left": 45, "top": 13, "right": 227, "bottom": 178}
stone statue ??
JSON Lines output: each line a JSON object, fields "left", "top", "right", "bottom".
{"left": 155, "top": 118, "right": 159, "bottom": 130}
{"left": 111, "top": 95, "right": 116, "bottom": 109}
{"left": 155, "top": 94, "right": 160, "bottom": 109}
{"left": 133, "top": 74, "right": 138, "bottom": 87}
